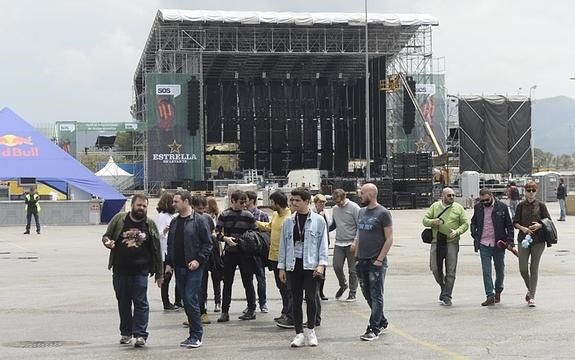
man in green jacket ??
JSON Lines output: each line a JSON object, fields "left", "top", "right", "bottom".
{"left": 102, "top": 194, "right": 163, "bottom": 347}
{"left": 422, "top": 187, "right": 468, "bottom": 306}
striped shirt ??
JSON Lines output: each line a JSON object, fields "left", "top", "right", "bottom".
{"left": 216, "top": 208, "right": 256, "bottom": 238}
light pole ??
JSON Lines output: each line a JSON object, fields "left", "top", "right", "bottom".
{"left": 364, "top": 0, "right": 371, "bottom": 180}
{"left": 529, "top": 85, "right": 537, "bottom": 99}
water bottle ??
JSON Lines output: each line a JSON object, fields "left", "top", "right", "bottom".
{"left": 521, "top": 234, "right": 533, "bottom": 249}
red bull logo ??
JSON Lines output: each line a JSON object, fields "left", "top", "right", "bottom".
{"left": 0, "top": 134, "right": 39, "bottom": 157}
{"left": 0, "top": 134, "right": 33, "bottom": 147}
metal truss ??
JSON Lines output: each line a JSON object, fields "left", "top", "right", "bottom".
{"left": 132, "top": 15, "right": 438, "bottom": 189}
{"left": 385, "top": 25, "right": 442, "bottom": 156}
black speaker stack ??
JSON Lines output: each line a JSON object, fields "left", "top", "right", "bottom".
{"left": 391, "top": 152, "right": 433, "bottom": 208}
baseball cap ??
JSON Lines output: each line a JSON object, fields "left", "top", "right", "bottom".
{"left": 314, "top": 194, "right": 327, "bottom": 203}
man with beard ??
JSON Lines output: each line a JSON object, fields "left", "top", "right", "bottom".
{"left": 422, "top": 187, "right": 468, "bottom": 306}
{"left": 256, "top": 191, "right": 293, "bottom": 328}
{"left": 165, "top": 191, "right": 213, "bottom": 348}
{"left": 102, "top": 194, "right": 163, "bottom": 347}
{"left": 471, "top": 188, "right": 514, "bottom": 306}
{"left": 355, "top": 183, "right": 393, "bottom": 341}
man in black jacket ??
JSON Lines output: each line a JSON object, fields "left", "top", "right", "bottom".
{"left": 165, "top": 190, "right": 213, "bottom": 349}
{"left": 470, "top": 189, "right": 514, "bottom": 306}
{"left": 557, "top": 177, "right": 567, "bottom": 221}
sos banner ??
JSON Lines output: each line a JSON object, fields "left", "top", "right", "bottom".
{"left": 145, "top": 73, "right": 203, "bottom": 185}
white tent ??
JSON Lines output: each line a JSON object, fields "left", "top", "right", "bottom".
{"left": 95, "top": 157, "right": 134, "bottom": 192}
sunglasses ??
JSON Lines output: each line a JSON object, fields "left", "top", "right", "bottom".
{"left": 480, "top": 198, "right": 491, "bottom": 203}
{"left": 525, "top": 189, "right": 537, "bottom": 193}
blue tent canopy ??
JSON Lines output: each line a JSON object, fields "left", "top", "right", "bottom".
{"left": 0, "top": 107, "right": 126, "bottom": 222}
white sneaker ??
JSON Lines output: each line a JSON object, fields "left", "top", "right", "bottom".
{"left": 290, "top": 333, "right": 306, "bottom": 347}
{"left": 306, "top": 328, "right": 318, "bottom": 346}
{"left": 134, "top": 337, "right": 146, "bottom": 347}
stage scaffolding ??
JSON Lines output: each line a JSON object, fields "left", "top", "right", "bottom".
{"left": 132, "top": 10, "right": 439, "bottom": 190}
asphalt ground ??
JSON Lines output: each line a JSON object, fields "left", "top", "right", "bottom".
{"left": 1, "top": 201, "right": 574, "bottom": 359}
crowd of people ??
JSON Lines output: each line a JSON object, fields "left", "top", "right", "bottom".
{"left": 100, "top": 180, "right": 557, "bottom": 349}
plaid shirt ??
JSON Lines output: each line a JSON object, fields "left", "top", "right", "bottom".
{"left": 250, "top": 207, "right": 270, "bottom": 222}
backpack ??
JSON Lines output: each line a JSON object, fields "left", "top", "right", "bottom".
{"left": 209, "top": 234, "right": 224, "bottom": 276}
{"left": 238, "top": 230, "right": 270, "bottom": 257}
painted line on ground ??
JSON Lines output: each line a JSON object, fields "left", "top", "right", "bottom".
{"left": 351, "top": 309, "right": 468, "bottom": 360}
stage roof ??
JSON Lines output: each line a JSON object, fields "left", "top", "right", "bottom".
{"left": 134, "top": 9, "right": 438, "bottom": 88}
{"left": 158, "top": 9, "right": 439, "bottom": 27}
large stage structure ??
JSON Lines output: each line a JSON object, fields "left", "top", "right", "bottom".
{"left": 132, "top": 10, "right": 439, "bottom": 192}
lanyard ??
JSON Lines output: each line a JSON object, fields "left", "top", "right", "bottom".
{"left": 296, "top": 212, "right": 309, "bottom": 241}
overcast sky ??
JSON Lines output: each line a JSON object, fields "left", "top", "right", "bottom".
{"left": 1, "top": 0, "right": 573, "bottom": 124}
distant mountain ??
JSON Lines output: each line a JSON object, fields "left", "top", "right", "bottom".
{"left": 532, "top": 96, "right": 575, "bottom": 155}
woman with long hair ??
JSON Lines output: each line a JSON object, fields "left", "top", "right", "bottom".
{"left": 512, "top": 180, "right": 550, "bottom": 307}
{"left": 205, "top": 196, "right": 222, "bottom": 312}
{"left": 206, "top": 197, "right": 220, "bottom": 226}
{"left": 155, "top": 192, "right": 179, "bottom": 310}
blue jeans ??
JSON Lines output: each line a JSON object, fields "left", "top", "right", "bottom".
{"left": 255, "top": 263, "right": 267, "bottom": 307}
{"left": 112, "top": 273, "right": 149, "bottom": 339}
{"left": 356, "top": 258, "right": 388, "bottom": 333}
{"left": 559, "top": 199, "right": 566, "bottom": 220}
{"left": 479, "top": 245, "right": 505, "bottom": 297}
{"left": 176, "top": 265, "right": 205, "bottom": 341}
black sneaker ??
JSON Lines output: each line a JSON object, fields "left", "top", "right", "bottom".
{"left": 379, "top": 320, "right": 389, "bottom": 333}
{"left": 217, "top": 313, "right": 230, "bottom": 322}
{"left": 345, "top": 293, "right": 357, "bottom": 302}
{"left": 273, "top": 315, "right": 284, "bottom": 321}
{"left": 238, "top": 310, "right": 256, "bottom": 320}
{"left": 441, "top": 298, "right": 453, "bottom": 306}
{"left": 276, "top": 317, "right": 295, "bottom": 329}
{"left": 360, "top": 329, "right": 380, "bottom": 341}
{"left": 174, "top": 301, "right": 183, "bottom": 308}
{"left": 24, "top": 231, "right": 30, "bottom": 235}
{"left": 163, "top": 303, "right": 177, "bottom": 311}
{"left": 335, "top": 285, "right": 348, "bottom": 299}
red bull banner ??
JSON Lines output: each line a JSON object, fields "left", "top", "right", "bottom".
{"left": 0, "top": 134, "right": 40, "bottom": 157}
{"left": 145, "top": 74, "right": 204, "bottom": 185}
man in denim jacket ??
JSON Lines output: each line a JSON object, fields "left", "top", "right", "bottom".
{"left": 278, "top": 187, "right": 329, "bottom": 348}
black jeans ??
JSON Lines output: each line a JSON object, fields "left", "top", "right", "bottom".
{"left": 26, "top": 211, "right": 40, "bottom": 233}
{"left": 270, "top": 261, "right": 292, "bottom": 320}
{"left": 161, "top": 261, "right": 180, "bottom": 307}
{"left": 200, "top": 266, "right": 222, "bottom": 314}
{"left": 222, "top": 252, "right": 256, "bottom": 313}
{"left": 287, "top": 259, "right": 318, "bottom": 334}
